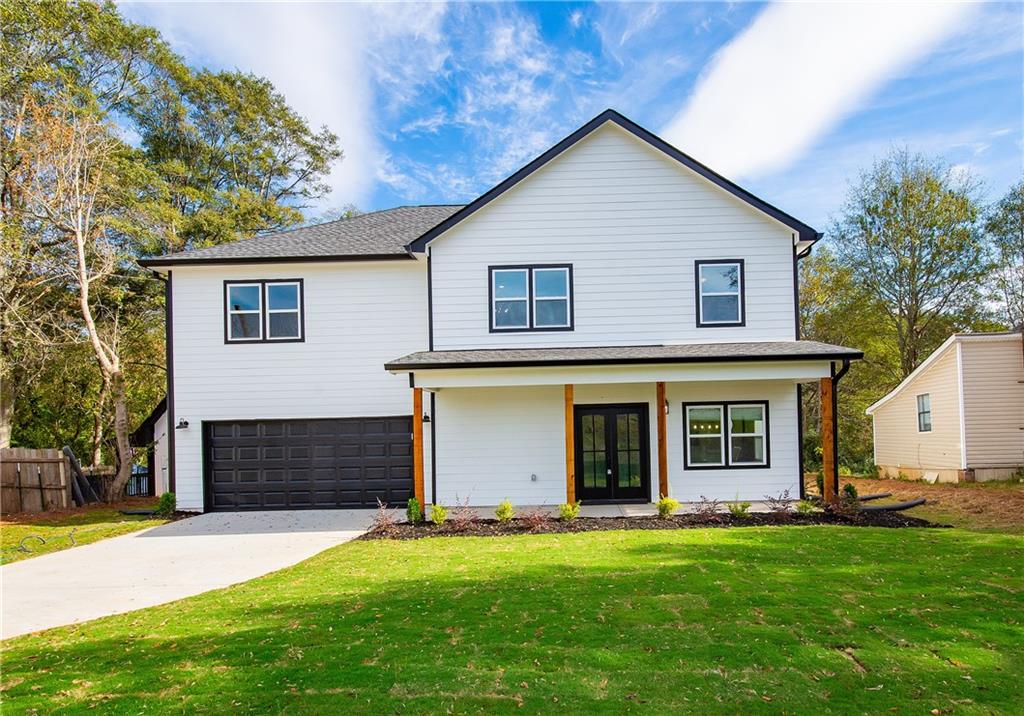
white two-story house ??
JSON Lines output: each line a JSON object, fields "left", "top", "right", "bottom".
{"left": 140, "top": 110, "right": 861, "bottom": 512}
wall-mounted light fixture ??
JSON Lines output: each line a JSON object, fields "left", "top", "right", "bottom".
{"left": 664, "top": 400, "right": 670, "bottom": 415}
{"left": 422, "top": 413, "right": 431, "bottom": 423}
{"left": 176, "top": 418, "right": 189, "bottom": 430}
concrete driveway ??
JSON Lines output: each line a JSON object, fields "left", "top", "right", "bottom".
{"left": 1, "top": 510, "right": 374, "bottom": 640}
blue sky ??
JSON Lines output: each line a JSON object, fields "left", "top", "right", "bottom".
{"left": 123, "top": 1, "right": 1022, "bottom": 230}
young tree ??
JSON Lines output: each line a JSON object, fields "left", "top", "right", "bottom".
{"left": 833, "top": 149, "right": 990, "bottom": 378}
{"left": 17, "top": 98, "right": 163, "bottom": 498}
{"left": 986, "top": 181, "right": 1024, "bottom": 328}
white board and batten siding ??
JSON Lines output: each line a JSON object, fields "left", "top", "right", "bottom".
{"left": 170, "top": 261, "right": 427, "bottom": 510}
{"left": 433, "top": 379, "right": 799, "bottom": 506}
{"left": 428, "top": 123, "right": 798, "bottom": 350}
{"left": 960, "top": 335, "right": 1024, "bottom": 470}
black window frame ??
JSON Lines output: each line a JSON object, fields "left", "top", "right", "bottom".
{"left": 916, "top": 393, "right": 932, "bottom": 433}
{"left": 224, "top": 278, "right": 305, "bottom": 344}
{"left": 488, "top": 264, "right": 574, "bottom": 333}
{"left": 682, "top": 400, "right": 770, "bottom": 470}
{"left": 695, "top": 259, "right": 746, "bottom": 328}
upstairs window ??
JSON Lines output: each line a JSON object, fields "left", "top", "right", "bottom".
{"left": 696, "top": 260, "right": 744, "bottom": 327}
{"left": 490, "top": 265, "right": 573, "bottom": 332}
{"left": 225, "top": 280, "right": 304, "bottom": 343}
{"left": 917, "top": 393, "right": 932, "bottom": 432}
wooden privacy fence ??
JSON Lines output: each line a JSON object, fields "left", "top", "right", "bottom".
{"left": 0, "top": 448, "right": 72, "bottom": 514}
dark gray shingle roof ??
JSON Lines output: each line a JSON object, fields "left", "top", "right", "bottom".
{"left": 138, "top": 205, "right": 464, "bottom": 266}
{"left": 386, "top": 341, "right": 863, "bottom": 370}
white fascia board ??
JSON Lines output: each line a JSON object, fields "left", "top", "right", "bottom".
{"left": 408, "top": 360, "right": 832, "bottom": 389}
{"left": 956, "top": 340, "right": 967, "bottom": 469}
{"left": 865, "top": 334, "right": 959, "bottom": 415}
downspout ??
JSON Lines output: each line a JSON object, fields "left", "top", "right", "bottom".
{"left": 830, "top": 358, "right": 851, "bottom": 495}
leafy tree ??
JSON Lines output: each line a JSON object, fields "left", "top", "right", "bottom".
{"left": 134, "top": 69, "right": 342, "bottom": 253}
{"left": 985, "top": 181, "right": 1024, "bottom": 328}
{"left": 1, "top": 0, "right": 343, "bottom": 477}
{"left": 833, "top": 149, "right": 991, "bottom": 379}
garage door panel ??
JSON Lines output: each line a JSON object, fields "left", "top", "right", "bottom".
{"left": 205, "top": 416, "right": 414, "bottom": 511}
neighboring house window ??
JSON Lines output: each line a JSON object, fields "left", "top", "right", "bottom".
{"left": 684, "top": 401, "right": 769, "bottom": 469}
{"left": 695, "top": 260, "right": 745, "bottom": 327}
{"left": 917, "top": 393, "right": 932, "bottom": 432}
{"left": 225, "top": 279, "right": 304, "bottom": 343}
{"left": 489, "top": 265, "right": 573, "bottom": 332}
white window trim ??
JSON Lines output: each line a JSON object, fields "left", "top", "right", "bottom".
{"left": 492, "top": 268, "right": 530, "bottom": 330}
{"left": 698, "top": 262, "right": 743, "bottom": 325}
{"left": 727, "top": 403, "right": 767, "bottom": 466}
{"left": 532, "top": 267, "right": 571, "bottom": 328}
{"left": 685, "top": 404, "right": 725, "bottom": 467}
{"left": 265, "top": 281, "right": 302, "bottom": 341}
{"left": 226, "top": 283, "right": 263, "bottom": 342}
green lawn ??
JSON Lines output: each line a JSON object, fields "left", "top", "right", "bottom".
{"left": 0, "top": 507, "right": 166, "bottom": 565}
{"left": 2, "top": 527, "right": 1022, "bottom": 714}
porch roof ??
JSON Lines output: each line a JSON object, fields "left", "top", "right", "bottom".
{"left": 386, "top": 340, "right": 862, "bottom": 372}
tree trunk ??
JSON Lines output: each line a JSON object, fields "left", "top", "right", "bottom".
{"left": 0, "top": 374, "right": 12, "bottom": 448}
{"left": 106, "top": 370, "right": 134, "bottom": 502}
{"left": 90, "top": 372, "right": 110, "bottom": 466}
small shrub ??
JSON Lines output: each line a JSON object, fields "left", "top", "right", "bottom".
{"left": 519, "top": 507, "right": 550, "bottom": 531}
{"left": 656, "top": 495, "right": 680, "bottom": 519}
{"left": 429, "top": 503, "right": 448, "bottom": 526}
{"left": 764, "top": 489, "right": 792, "bottom": 520}
{"left": 371, "top": 498, "right": 399, "bottom": 537}
{"left": 897, "top": 471, "right": 910, "bottom": 481}
{"left": 842, "top": 482, "right": 858, "bottom": 499}
{"left": 154, "top": 492, "right": 176, "bottom": 518}
{"left": 694, "top": 495, "right": 722, "bottom": 521}
{"left": 839, "top": 464, "right": 853, "bottom": 477}
{"left": 796, "top": 499, "right": 817, "bottom": 516}
{"left": 495, "top": 499, "right": 515, "bottom": 523}
{"left": 406, "top": 497, "right": 423, "bottom": 524}
{"left": 815, "top": 473, "right": 824, "bottom": 496}
{"left": 829, "top": 493, "right": 862, "bottom": 517}
{"left": 448, "top": 496, "right": 476, "bottom": 533}
{"left": 726, "top": 497, "right": 752, "bottom": 519}
{"left": 558, "top": 501, "right": 581, "bottom": 521}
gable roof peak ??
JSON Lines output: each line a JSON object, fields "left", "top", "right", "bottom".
{"left": 406, "top": 108, "right": 820, "bottom": 253}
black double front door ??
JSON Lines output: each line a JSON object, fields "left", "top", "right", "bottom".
{"left": 574, "top": 404, "right": 651, "bottom": 503}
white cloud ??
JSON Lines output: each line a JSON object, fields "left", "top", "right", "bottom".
{"left": 661, "top": 2, "right": 976, "bottom": 179}
{"left": 120, "top": 2, "right": 449, "bottom": 209}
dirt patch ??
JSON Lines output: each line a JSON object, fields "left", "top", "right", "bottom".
{"left": 362, "top": 509, "right": 945, "bottom": 541}
{"left": 836, "top": 477, "right": 1024, "bottom": 532}
{"left": 0, "top": 498, "right": 160, "bottom": 526}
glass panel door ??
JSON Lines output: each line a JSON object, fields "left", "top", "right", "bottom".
{"left": 575, "top": 405, "right": 650, "bottom": 502}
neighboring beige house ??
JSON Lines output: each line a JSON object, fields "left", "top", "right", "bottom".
{"left": 867, "top": 331, "right": 1024, "bottom": 482}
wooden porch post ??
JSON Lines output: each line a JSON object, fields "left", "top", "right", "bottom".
{"left": 819, "top": 377, "right": 836, "bottom": 504}
{"left": 565, "top": 384, "right": 575, "bottom": 503}
{"left": 656, "top": 381, "right": 668, "bottom": 498}
{"left": 412, "top": 388, "right": 425, "bottom": 507}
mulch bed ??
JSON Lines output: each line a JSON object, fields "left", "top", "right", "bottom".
{"left": 361, "top": 509, "right": 947, "bottom": 541}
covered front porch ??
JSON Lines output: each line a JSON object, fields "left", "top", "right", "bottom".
{"left": 387, "top": 342, "right": 862, "bottom": 509}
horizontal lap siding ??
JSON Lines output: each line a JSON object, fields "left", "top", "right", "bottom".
{"left": 434, "top": 386, "right": 565, "bottom": 506}
{"left": 666, "top": 380, "right": 798, "bottom": 502}
{"left": 430, "top": 124, "right": 797, "bottom": 349}
{"left": 432, "top": 380, "right": 798, "bottom": 506}
{"left": 962, "top": 338, "right": 1024, "bottom": 468}
{"left": 171, "top": 262, "right": 427, "bottom": 511}
{"left": 872, "top": 348, "right": 962, "bottom": 471}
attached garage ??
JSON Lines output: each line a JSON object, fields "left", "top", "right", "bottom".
{"left": 203, "top": 417, "right": 413, "bottom": 511}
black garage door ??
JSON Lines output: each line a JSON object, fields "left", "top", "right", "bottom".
{"left": 204, "top": 417, "right": 414, "bottom": 511}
